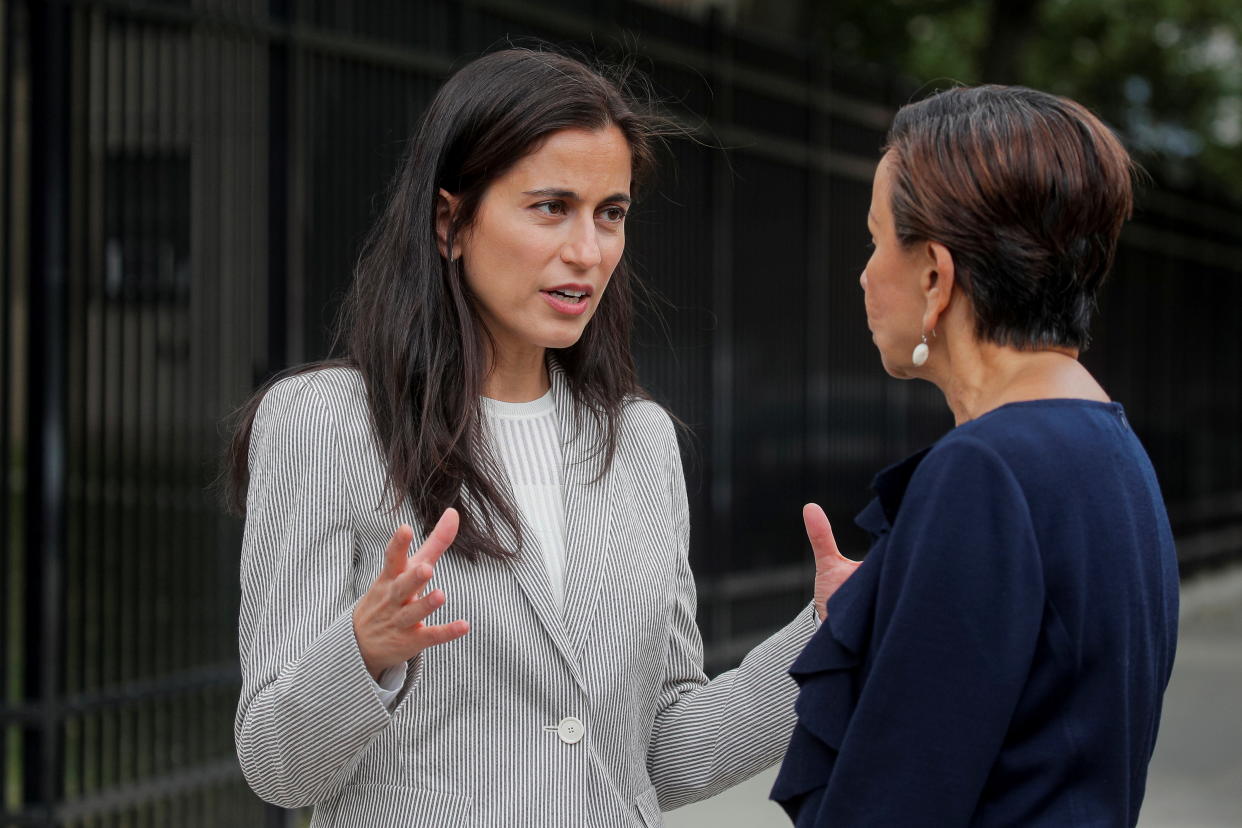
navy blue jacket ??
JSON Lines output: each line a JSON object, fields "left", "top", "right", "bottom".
{"left": 771, "top": 400, "right": 1179, "bottom": 826}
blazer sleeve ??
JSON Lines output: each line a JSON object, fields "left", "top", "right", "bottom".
{"left": 806, "top": 437, "right": 1045, "bottom": 826}
{"left": 234, "top": 375, "right": 393, "bottom": 808}
{"left": 645, "top": 415, "right": 817, "bottom": 810}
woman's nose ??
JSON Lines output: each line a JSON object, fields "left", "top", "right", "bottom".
{"left": 561, "top": 219, "right": 603, "bottom": 269}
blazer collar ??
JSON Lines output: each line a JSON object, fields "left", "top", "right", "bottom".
{"left": 548, "top": 358, "right": 617, "bottom": 661}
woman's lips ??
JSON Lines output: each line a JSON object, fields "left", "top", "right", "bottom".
{"left": 541, "top": 290, "right": 590, "bottom": 316}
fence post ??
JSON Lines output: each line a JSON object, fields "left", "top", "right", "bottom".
{"left": 26, "top": 0, "right": 70, "bottom": 816}
{"left": 707, "top": 6, "right": 735, "bottom": 655}
{"left": 266, "top": 0, "right": 289, "bottom": 387}
{"left": 262, "top": 4, "right": 297, "bottom": 823}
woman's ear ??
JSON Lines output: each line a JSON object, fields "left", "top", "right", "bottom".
{"left": 435, "top": 189, "right": 460, "bottom": 261}
{"left": 921, "top": 240, "right": 956, "bottom": 334}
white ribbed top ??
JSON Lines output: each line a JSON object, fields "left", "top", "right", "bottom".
{"left": 482, "top": 389, "right": 567, "bottom": 610}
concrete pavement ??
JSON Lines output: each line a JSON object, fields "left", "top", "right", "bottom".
{"left": 1139, "top": 565, "right": 1242, "bottom": 827}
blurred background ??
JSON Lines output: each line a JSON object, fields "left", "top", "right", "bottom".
{"left": 3, "top": 0, "right": 1240, "bottom": 825}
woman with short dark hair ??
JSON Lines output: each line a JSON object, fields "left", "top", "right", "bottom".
{"left": 771, "top": 85, "right": 1179, "bottom": 826}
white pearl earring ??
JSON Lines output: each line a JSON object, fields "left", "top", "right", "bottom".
{"left": 912, "top": 333, "right": 930, "bottom": 367}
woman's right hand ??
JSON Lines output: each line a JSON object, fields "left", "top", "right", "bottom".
{"left": 353, "top": 508, "right": 471, "bottom": 681}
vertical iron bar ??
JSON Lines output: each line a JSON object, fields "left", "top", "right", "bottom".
{"left": 135, "top": 19, "right": 153, "bottom": 803}
{"left": 0, "top": 0, "right": 14, "bottom": 805}
{"left": 182, "top": 15, "right": 204, "bottom": 807}
{"left": 267, "top": 0, "right": 288, "bottom": 382}
{"left": 707, "top": 7, "right": 735, "bottom": 657}
{"left": 803, "top": 48, "right": 829, "bottom": 531}
{"left": 63, "top": 0, "right": 88, "bottom": 804}
{"left": 113, "top": 12, "right": 132, "bottom": 797}
{"left": 83, "top": 4, "right": 104, "bottom": 805}
{"left": 26, "top": 0, "right": 70, "bottom": 814}
{"left": 0, "top": 0, "right": 15, "bottom": 803}
{"left": 267, "top": 15, "right": 295, "bottom": 822}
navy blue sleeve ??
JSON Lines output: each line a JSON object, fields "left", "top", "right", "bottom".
{"left": 812, "top": 437, "right": 1045, "bottom": 826}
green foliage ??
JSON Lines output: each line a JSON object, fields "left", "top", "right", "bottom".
{"left": 1026, "top": 0, "right": 1242, "bottom": 191}
{"left": 741, "top": 0, "right": 1242, "bottom": 196}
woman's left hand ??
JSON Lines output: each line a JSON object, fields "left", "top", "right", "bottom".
{"left": 804, "top": 503, "right": 861, "bottom": 621}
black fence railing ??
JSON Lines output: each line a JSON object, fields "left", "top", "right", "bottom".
{"left": 5, "top": 0, "right": 1242, "bottom": 823}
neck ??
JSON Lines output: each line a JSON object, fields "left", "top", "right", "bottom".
{"left": 482, "top": 343, "right": 550, "bottom": 403}
{"left": 926, "top": 338, "right": 1107, "bottom": 426}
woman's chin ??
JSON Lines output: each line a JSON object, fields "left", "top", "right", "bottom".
{"left": 877, "top": 351, "right": 913, "bottom": 380}
{"left": 538, "top": 324, "right": 589, "bottom": 351}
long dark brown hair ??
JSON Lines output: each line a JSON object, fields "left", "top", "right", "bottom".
{"left": 225, "top": 47, "right": 668, "bottom": 559}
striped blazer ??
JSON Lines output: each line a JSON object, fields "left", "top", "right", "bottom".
{"left": 235, "top": 365, "right": 815, "bottom": 827}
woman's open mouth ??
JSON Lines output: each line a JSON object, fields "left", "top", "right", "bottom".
{"left": 541, "top": 287, "right": 591, "bottom": 316}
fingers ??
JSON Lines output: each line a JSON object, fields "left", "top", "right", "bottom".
{"left": 379, "top": 524, "right": 415, "bottom": 582}
{"left": 393, "top": 587, "right": 446, "bottom": 627}
{"left": 378, "top": 507, "right": 459, "bottom": 588}
{"left": 385, "top": 512, "right": 462, "bottom": 600}
{"left": 357, "top": 514, "right": 469, "bottom": 676}
{"left": 386, "top": 560, "right": 434, "bottom": 608}
{"left": 413, "top": 619, "right": 471, "bottom": 649}
{"left": 378, "top": 508, "right": 464, "bottom": 613}
{"left": 410, "top": 508, "right": 460, "bottom": 569}
{"left": 393, "top": 589, "right": 470, "bottom": 646}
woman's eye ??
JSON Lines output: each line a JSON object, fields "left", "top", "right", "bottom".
{"left": 599, "top": 206, "right": 627, "bottom": 223}
{"left": 535, "top": 201, "right": 566, "bottom": 216}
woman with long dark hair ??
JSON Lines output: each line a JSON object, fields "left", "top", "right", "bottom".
{"left": 228, "top": 48, "right": 847, "bottom": 827}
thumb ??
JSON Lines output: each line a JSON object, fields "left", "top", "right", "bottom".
{"left": 805, "top": 503, "right": 861, "bottom": 622}
{"left": 803, "top": 503, "right": 844, "bottom": 563}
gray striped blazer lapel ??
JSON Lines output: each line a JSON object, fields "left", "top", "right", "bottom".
{"left": 462, "top": 477, "right": 590, "bottom": 695}
{"left": 549, "top": 364, "right": 617, "bottom": 660}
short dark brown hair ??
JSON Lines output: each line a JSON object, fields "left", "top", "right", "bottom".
{"left": 883, "top": 85, "right": 1135, "bottom": 350}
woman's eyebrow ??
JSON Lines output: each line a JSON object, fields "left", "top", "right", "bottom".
{"left": 523, "top": 187, "right": 631, "bottom": 205}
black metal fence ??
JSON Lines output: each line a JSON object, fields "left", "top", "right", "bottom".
{"left": 4, "top": 0, "right": 1241, "bottom": 823}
